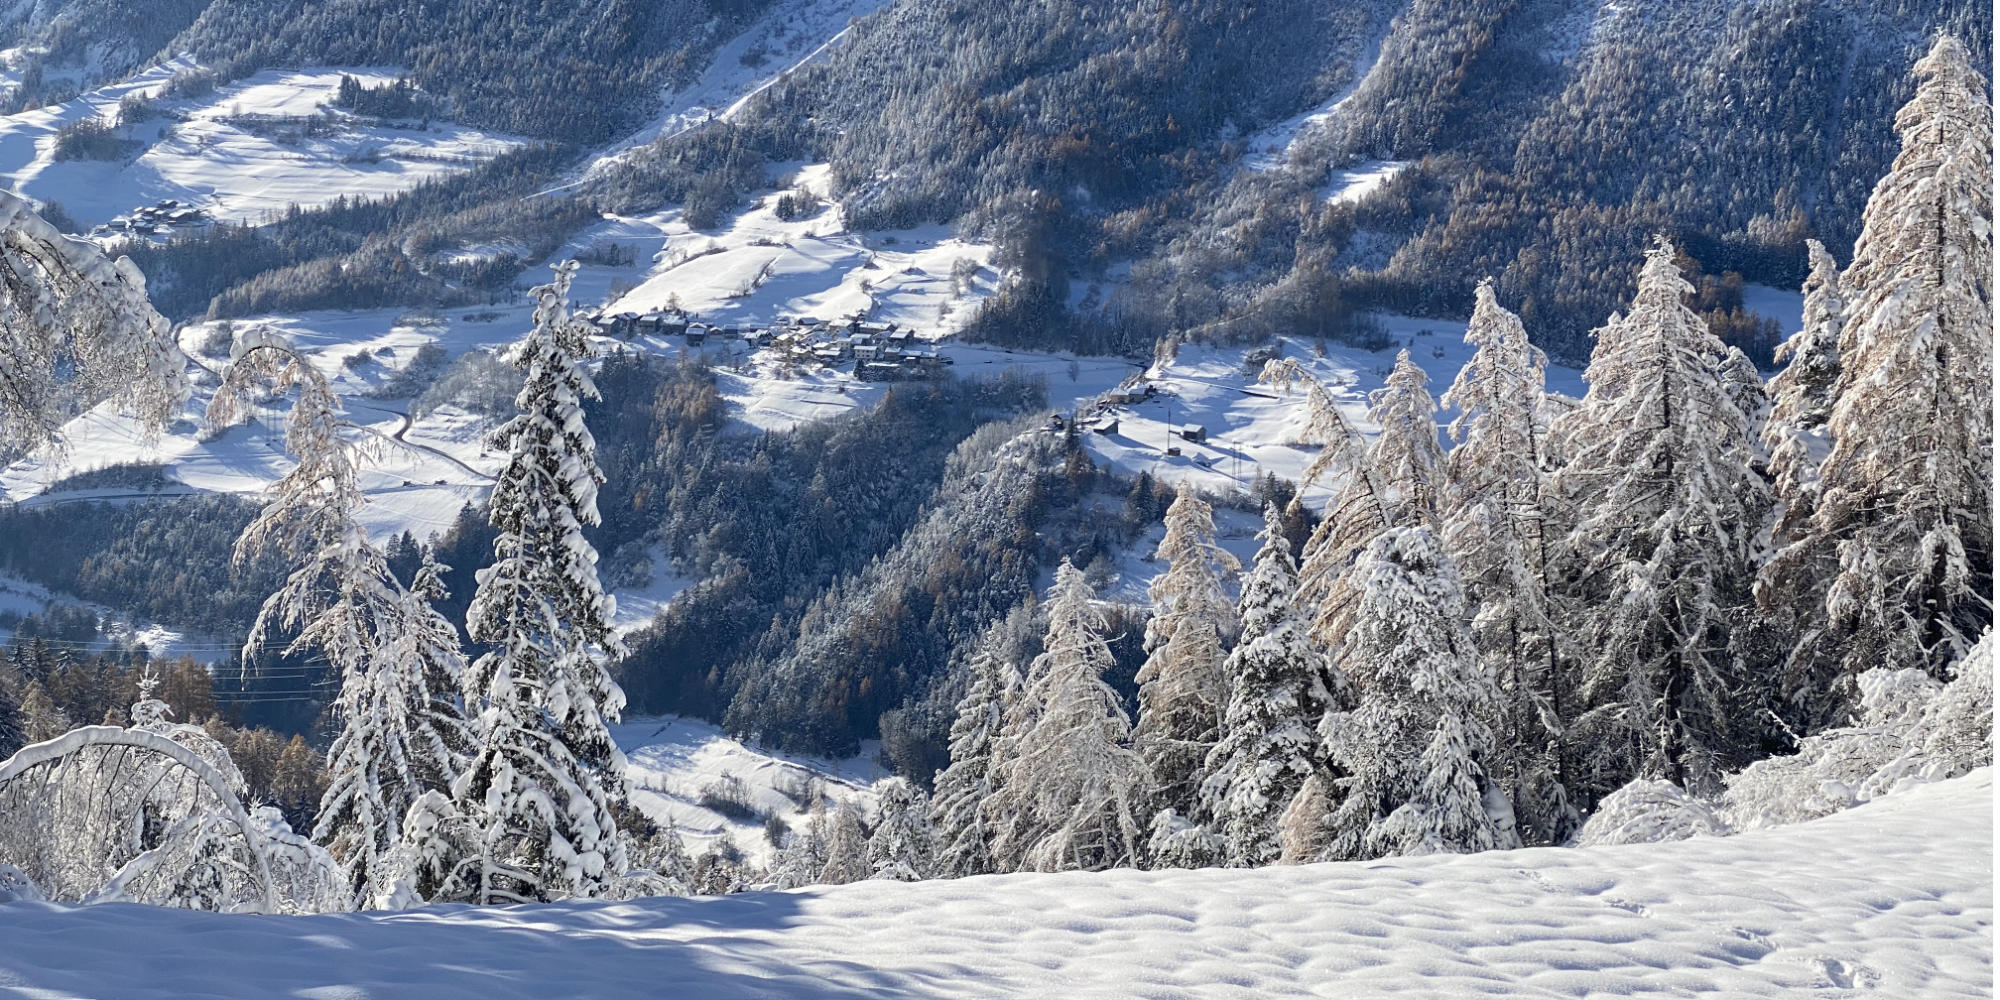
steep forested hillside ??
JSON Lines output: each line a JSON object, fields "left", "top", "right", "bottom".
{"left": 168, "top": 0, "right": 780, "bottom": 142}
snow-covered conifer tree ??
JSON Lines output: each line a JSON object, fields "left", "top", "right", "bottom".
{"left": 1439, "top": 280, "right": 1574, "bottom": 844}
{"left": 1298, "top": 349, "right": 1443, "bottom": 666}
{"left": 1762, "top": 36, "right": 1992, "bottom": 720}
{"left": 866, "top": 778, "right": 937, "bottom": 881}
{"left": 0, "top": 678, "right": 24, "bottom": 760}
{"left": 1134, "top": 483, "right": 1239, "bottom": 821}
{"left": 1197, "top": 505, "right": 1334, "bottom": 866}
{"left": 1258, "top": 356, "right": 1388, "bottom": 616}
{"left": 1320, "top": 526, "right": 1506, "bottom": 859}
{"left": 1761, "top": 240, "right": 1846, "bottom": 547}
{"left": 455, "top": 262, "right": 631, "bottom": 904}
{"left": 989, "top": 560, "right": 1149, "bottom": 872}
{"left": 929, "top": 632, "right": 1018, "bottom": 877}
{"left": 1551, "top": 237, "right": 1767, "bottom": 801}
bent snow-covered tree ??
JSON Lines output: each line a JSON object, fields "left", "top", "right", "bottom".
{"left": 210, "top": 330, "right": 468, "bottom": 909}
{"left": 0, "top": 190, "right": 184, "bottom": 458}
{"left": 456, "top": 262, "right": 631, "bottom": 904}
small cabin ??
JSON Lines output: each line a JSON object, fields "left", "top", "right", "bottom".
{"left": 1048, "top": 412, "right": 1067, "bottom": 431}
{"left": 1092, "top": 416, "right": 1119, "bottom": 435}
{"left": 1178, "top": 424, "right": 1208, "bottom": 443}
{"left": 684, "top": 326, "right": 707, "bottom": 346}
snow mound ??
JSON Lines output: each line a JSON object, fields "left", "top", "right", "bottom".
{"left": 0, "top": 769, "right": 1985, "bottom": 998}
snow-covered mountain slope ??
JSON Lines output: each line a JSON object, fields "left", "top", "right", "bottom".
{"left": 0, "top": 769, "right": 1986, "bottom": 998}
{"left": 0, "top": 62, "right": 524, "bottom": 230}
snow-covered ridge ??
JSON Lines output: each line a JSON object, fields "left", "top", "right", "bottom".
{"left": 0, "top": 768, "right": 1985, "bottom": 998}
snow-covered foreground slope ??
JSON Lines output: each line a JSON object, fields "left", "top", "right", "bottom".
{"left": 0, "top": 770, "right": 1986, "bottom": 998}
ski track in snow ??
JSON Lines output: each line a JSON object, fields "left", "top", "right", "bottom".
{"left": 0, "top": 769, "right": 1986, "bottom": 998}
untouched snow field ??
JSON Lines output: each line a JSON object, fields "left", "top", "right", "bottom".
{"left": 0, "top": 769, "right": 1985, "bottom": 998}
{"left": 0, "top": 62, "right": 525, "bottom": 229}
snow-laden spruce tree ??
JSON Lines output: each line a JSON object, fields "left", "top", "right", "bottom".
{"left": 866, "top": 778, "right": 937, "bottom": 881}
{"left": 1761, "top": 36, "right": 1992, "bottom": 724}
{"left": 1439, "top": 280, "right": 1575, "bottom": 845}
{"left": 989, "top": 560, "right": 1150, "bottom": 872}
{"left": 1133, "top": 482, "right": 1239, "bottom": 824}
{"left": 0, "top": 190, "right": 184, "bottom": 459}
{"left": 1551, "top": 237, "right": 1767, "bottom": 802}
{"left": 1196, "top": 505, "right": 1334, "bottom": 866}
{"left": 455, "top": 262, "right": 631, "bottom": 904}
{"left": 209, "top": 331, "right": 466, "bottom": 909}
{"left": 1761, "top": 239, "right": 1846, "bottom": 547}
{"left": 1320, "top": 526, "right": 1507, "bottom": 860}
{"left": 929, "top": 630, "right": 1019, "bottom": 878}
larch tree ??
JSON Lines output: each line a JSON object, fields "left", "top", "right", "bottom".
{"left": 1133, "top": 482, "right": 1239, "bottom": 823}
{"left": 209, "top": 330, "right": 464, "bottom": 909}
{"left": 1275, "top": 772, "right": 1332, "bottom": 864}
{"left": 1302, "top": 348, "right": 1448, "bottom": 705}
{"left": 1197, "top": 505, "right": 1334, "bottom": 866}
{"left": 818, "top": 801, "right": 871, "bottom": 885}
{"left": 1439, "top": 279, "right": 1575, "bottom": 845}
{"left": 1367, "top": 350, "right": 1447, "bottom": 528}
{"left": 1258, "top": 356, "right": 1388, "bottom": 617}
{"left": 1551, "top": 237, "right": 1768, "bottom": 802}
{"left": 989, "top": 560, "right": 1150, "bottom": 872}
{"left": 455, "top": 262, "right": 632, "bottom": 904}
{"left": 929, "top": 630, "right": 1019, "bottom": 878}
{"left": 1763, "top": 35, "right": 1993, "bottom": 726}
{"left": 0, "top": 189, "right": 184, "bottom": 459}
{"left": 1320, "top": 526, "right": 1506, "bottom": 859}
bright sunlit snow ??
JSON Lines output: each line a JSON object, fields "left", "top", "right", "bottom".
{"left": 0, "top": 768, "right": 1984, "bottom": 998}
{"left": 0, "top": 63, "right": 525, "bottom": 230}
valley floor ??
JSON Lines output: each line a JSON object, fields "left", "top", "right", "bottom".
{"left": 0, "top": 771, "right": 1986, "bottom": 999}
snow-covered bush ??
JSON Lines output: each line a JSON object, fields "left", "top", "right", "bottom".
{"left": 248, "top": 806, "right": 348, "bottom": 915}
{"left": 1722, "top": 637, "right": 1991, "bottom": 833}
{"left": 1579, "top": 633, "right": 1992, "bottom": 845}
{"left": 1570, "top": 780, "right": 1727, "bottom": 847}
